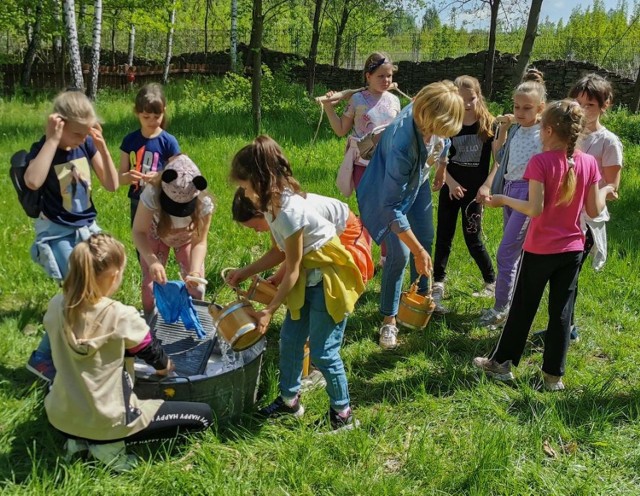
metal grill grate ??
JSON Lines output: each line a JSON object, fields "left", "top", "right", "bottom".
{"left": 151, "top": 300, "right": 217, "bottom": 376}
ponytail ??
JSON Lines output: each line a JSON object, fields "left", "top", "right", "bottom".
{"left": 63, "top": 233, "right": 126, "bottom": 326}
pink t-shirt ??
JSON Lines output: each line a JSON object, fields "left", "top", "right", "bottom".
{"left": 523, "top": 150, "right": 601, "bottom": 255}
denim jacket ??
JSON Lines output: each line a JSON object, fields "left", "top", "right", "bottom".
{"left": 356, "top": 103, "right": 448, "bottom": 244}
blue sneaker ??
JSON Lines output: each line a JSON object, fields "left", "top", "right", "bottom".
{"left": 26, "top": 350, "right": 56, "bottom": 383}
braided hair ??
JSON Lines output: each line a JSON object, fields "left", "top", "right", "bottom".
{"left": 230, "top": 135, "right": 302, "bottom": 215}
{"left": 63, "top": 233, "right": 126, "bottom": 326}
{"left": 541, "top": 99, "right": 585, "bottom": 206}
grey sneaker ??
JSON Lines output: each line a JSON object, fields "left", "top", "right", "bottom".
{"left": 472, "top": 356, "right": 515, "bottom": 381}
{"left": 88, "top": 441, "right": 137, "bottom": 472}
{"left": 431, "top": 282, "right": 448, "bottom": 314}
{"left": 542, "top": 372, "right": 565, "bottom": 391}
{"left": 472, "top": 282, "right": 496, "bottom": 298}
{"left": 329, "top": 407, "right": 360, "bottom": 432}
{"left": 300, "top": 369, "right": 327, "bottom": 393}
{"left": 478, "top": 307, "right": 507, "bottom": 328}
{"left": 379, "top": 324, "right": 398, "bottom": 350}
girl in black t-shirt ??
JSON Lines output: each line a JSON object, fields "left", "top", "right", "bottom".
{"left": 431, "top": 75, "right": 496, "bottom": 312}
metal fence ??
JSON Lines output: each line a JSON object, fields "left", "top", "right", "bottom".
{"left": 2, "top": 28, "right": 638, "bottom": 79}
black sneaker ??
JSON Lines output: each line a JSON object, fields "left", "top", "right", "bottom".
{"left": 258, "top": 395, "right": 305, "bottom": 419}
{"left": 329, "top": 407, "right": 360, "bottom": 432}
{"left": 532, "top": 326, "right": 580, "bottom": 346}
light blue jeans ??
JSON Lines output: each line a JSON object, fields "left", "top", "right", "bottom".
{"left": 31, "top": 218, "right": 101, "bottom": 356}
{"left": 380, "top": 181, "right": 434, "bottom": 317}
{"left": 279, "top": 283, "right": 350, "bottom": 410}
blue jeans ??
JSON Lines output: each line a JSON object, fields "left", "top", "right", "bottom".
{"left": 380, "top": 181, "right": 434, "bottom": 317}
{"left": 279, "top": 283, "right": 350, "bottom": 410}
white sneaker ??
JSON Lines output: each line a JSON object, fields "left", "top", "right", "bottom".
{"left": 88, "top": 441, "right": 138, "bottom": 472}
{"left": 478, "top": 307, "right": 507, "bottom": 328}
{"left": 472, "top": 282, "right": 496, "bottom": 298}
{"left": 431, "top": 282, "right": 448, "bottom": 314}
{"left": 379, "top": 324, "right": 398, "bottom": 350}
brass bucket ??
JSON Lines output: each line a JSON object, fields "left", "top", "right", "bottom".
{"left": 396, "top": 277, "right": 435, "bottom": 330}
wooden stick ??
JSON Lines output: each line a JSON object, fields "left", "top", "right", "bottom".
{"left": 314, "top": 86, "right": 367, "bottom": 103}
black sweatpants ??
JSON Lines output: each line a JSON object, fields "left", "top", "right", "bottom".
{"left": 570, "top": 227, "right": 595, "bottom": 327}
{"left": 433, "top": 185, "right": 495, "bottom": 283}
{"left": 60, "top": 401, "right": 213, "bottom": 445}
{"left": 491, "top": 250, "right": 582, "bottom": 377}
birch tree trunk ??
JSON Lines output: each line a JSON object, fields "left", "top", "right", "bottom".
{"left": 250, "top": 0, "right": 263, "bottom": 135}
{"left": 230, "top": 0, "right": 238, "bottom": 72}
{"left": 21, "top": 0, "right": 44, "bottom": 88}
{"left": 78, "top": 0, "right": 87, "bottom": 56}
{"left": 87, "top": 0, "right": 102, "bottom": 101}
{"left": 162, "top": 5, "right": 176, "bottom": 85}
{"left": 306, "top": 0, "right": 324, "bottom": 94}
{"left": 63, "top": 0, "right": 85, "bottom": 90}
{"left": 482, "top": 0, "right": 500, "bottom": 98}
{"left": 127, "top": 23, "right": 136, "bottom": 66}
{"left": 53, "top": 0, "right": 63, "bottom": 67}
{"left": 512, "top": 0, "right": 543, "bottom": 86}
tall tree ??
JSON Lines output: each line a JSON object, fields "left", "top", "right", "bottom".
{"left": 249, "top": 0, "right": 263, "bottom": 134}
{"left": 87, "top": 0, "right": 102, "bottom": 100}
{"left": 204, "top": 0, "right": 212, "bottom": 57}
{"left": 482, "top": 0, "right": 499, "bottom": 97}
{"left": 512, "top": 0, "right": 543, "bottom": 86}
{"left": 63, "top": 0, "right": 85, "bottom": 89}
{"left": 306, "top": 0, "right": 324, "bottom": 94}
{"left": 21, "top": 0, "right": 44, "bottom": 88}
{"left": 162, "top": 3, "right": 176, "bottom": 85}
{"left": 127, "top": 23, "right": 136, "bottom": 66}
{"left": 230, "top": 0, "right": 238, "bottom": 72}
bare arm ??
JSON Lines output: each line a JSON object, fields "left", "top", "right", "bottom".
{"left": 132, "top": 202, "right": 167, "bottom": 284}
{"left": 24, "top": 114, "right": 65, "bottom": 190}
{"left": 250, "top": 229, "right": 303, "bottom": 335}
{"left": 225, "top": 237, "right": 286, "bottom": 287}
{"left": 602, "top": 165, "right": 621, "bottom": 199}
{"left": 397, "top": 228, "right": 432, "bottom": 277}
{"left": 188, "top": 213, "right": 212, "bottom": 276}
{"left": 585, "top": 183, "right": 616, "bottom": 218}
{"left": 89, "top": 124, "right": 119, "bottom": 191}
{"left": 321, "top": 94, "right": 355, "bottom": 137}
{"left": 119, "top": 150, "right": 135, "bottom": 186}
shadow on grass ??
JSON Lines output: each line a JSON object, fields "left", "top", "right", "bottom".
{"left": 0, "top": 364, "right": 42, "bottom": 398}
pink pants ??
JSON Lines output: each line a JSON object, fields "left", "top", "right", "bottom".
{"left": 140, "top": 235, "right": 205, "bottom": 314}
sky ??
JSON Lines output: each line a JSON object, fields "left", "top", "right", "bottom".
{"left": 437, "top": 0, "right": 623, "bottom": 29}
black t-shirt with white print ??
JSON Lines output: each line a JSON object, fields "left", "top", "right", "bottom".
{"left": 446, "top": 122, "right": 493, "bottom": 190}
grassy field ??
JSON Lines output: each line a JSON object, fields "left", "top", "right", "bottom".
{"left": 1, "top": 78, "right": 640, "bottom": 495}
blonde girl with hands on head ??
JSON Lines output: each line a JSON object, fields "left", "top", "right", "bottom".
{"left": 132, "top": 155, "right": 213, "bottom": 319}
{"left": 431, "top": 75, "right": 496, "bottom": 312}
{"left": 44, "top": 233, "right": 212, "bottom": 472}
{"left": 120, "top": 83, "right": 181, "bottom": 224}
{"left": 473, "top": 100, "right": 615, "bottom": 390}
{"left": 24, "top": 90, "right": 119, "bottom": 381}
{"left": 475, "top": 69, "right": 546, "bottom": 328}
{"left": 226, "top": 136, "right": 364, "bottom": 432}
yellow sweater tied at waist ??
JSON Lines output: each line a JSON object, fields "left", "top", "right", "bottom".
{"left": 287, "top": 236, "right": 365, "bottom": 323}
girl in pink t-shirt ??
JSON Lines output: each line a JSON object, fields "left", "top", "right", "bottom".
{"left": 473, "top": 100, "right": 615, "bottom": 391}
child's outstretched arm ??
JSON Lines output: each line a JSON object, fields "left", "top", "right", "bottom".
{"left": 226, "top": 235, "right": 286, "bottom": 287}
{"left": 250, "top": 229, "right": 303, "bottom": 335}
{"left": 185, "top": 213, "right": 212, "bottom": 290}
{"left": 586, "top": 183, "right": 616, "bottom": 219}
{"left": 90, "top": 123, "right": 119, "bottom": 191}
{"left": 133, "top": 202, "right": 168, "bottom": 285}
{"left": 486, "top": 180, "right": 544, "bottom": 218}
{"left": 24, "top": 114, "right": 65, "bottom": 190}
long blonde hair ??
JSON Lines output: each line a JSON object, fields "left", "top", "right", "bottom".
{"left": 63, "top": 233, "right": 126, "bottom": 325}
{"left": 413, "top": 81, "right": 464, "bottom": 138}
{"left": 541, "top": 100, "right": 585, "bottom": 206}
{"left": 454, "top": 75, "right": 495, "bottom": 142}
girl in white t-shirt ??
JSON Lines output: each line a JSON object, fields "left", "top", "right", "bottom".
{"left": 132, "top": 155, "right": 214, "bottom": 317}
{"left": 476, "top": 69, "right": 546, "bottom": 328}
{"left": 226, "top": 136, "right": 364, "bottom": 432}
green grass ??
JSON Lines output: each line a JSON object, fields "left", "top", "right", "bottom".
{"left": 1, "top": 79, "right": 639, "bottom": 494}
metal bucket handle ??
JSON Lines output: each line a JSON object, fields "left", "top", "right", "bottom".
{"left": 215, "top": 267, "right": 249, "bottom": 303}
{"left": 408, "top": 275, "right": 432, "bottom": 297}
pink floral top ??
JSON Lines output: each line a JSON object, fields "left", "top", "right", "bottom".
{"left": 343, "top": 90, "right": 401, "bottom": 139}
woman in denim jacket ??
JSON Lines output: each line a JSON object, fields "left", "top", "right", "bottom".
{"left": 356, "top": 81, "right": 464, "bottom": 349}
